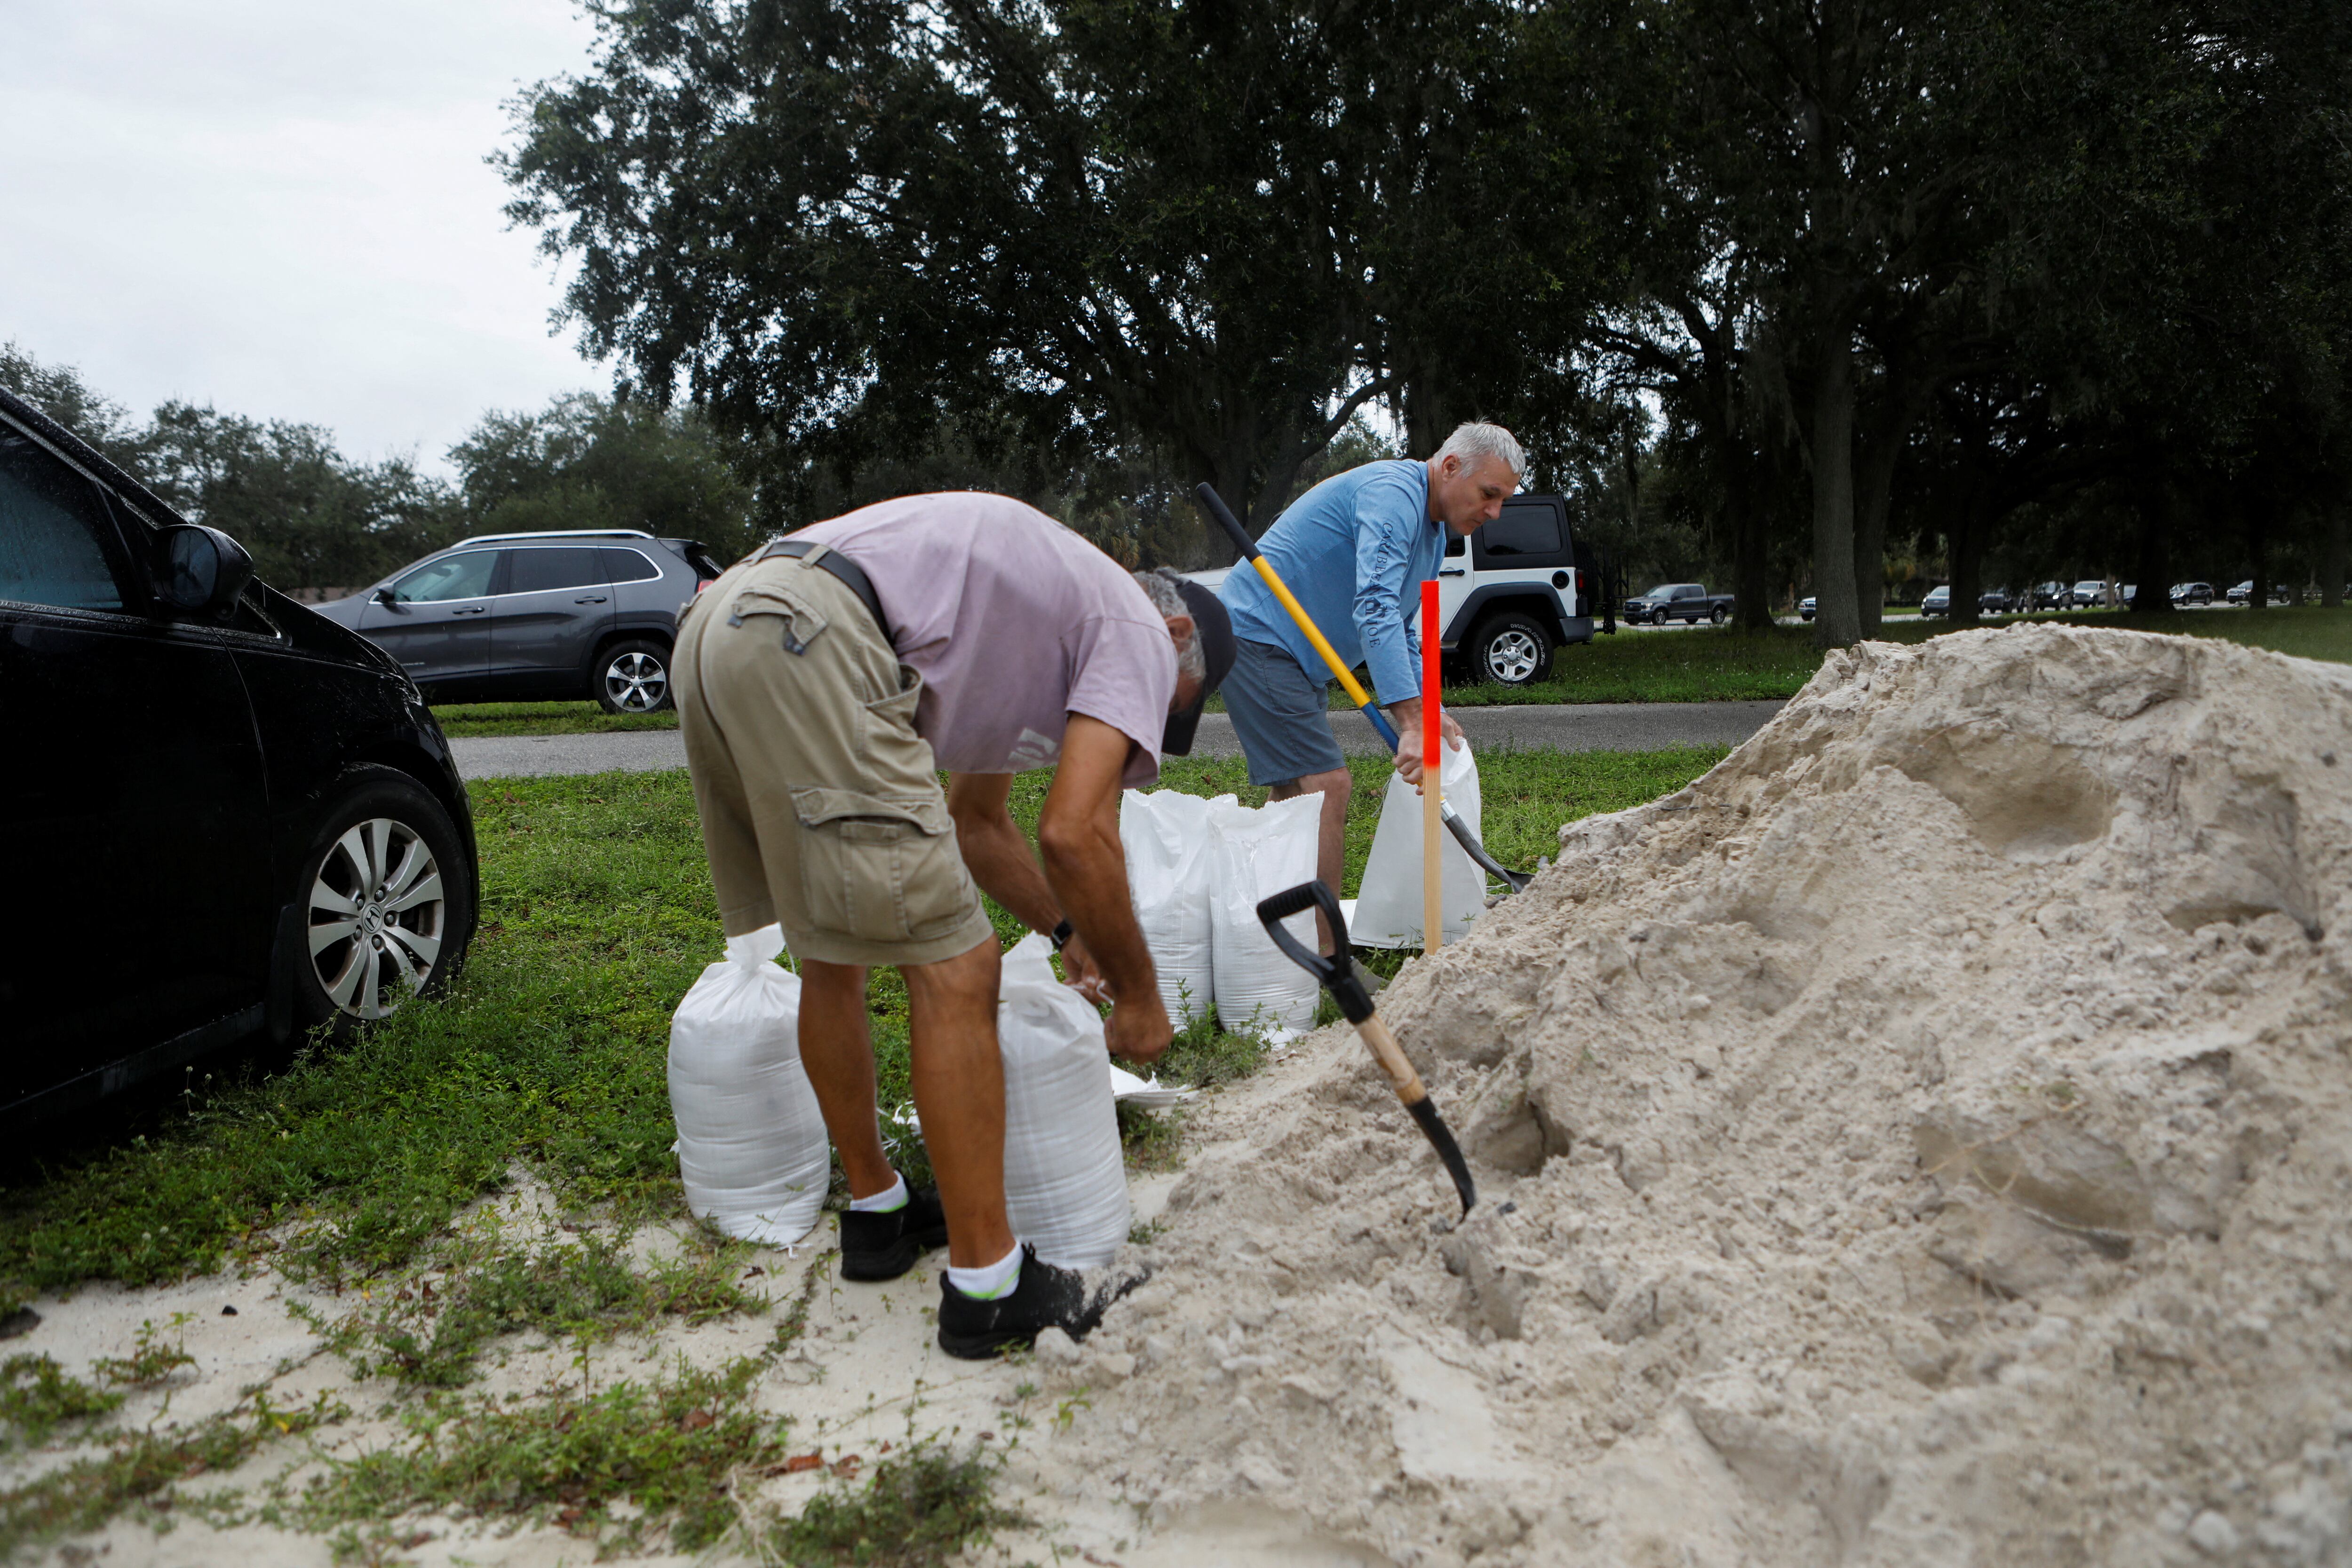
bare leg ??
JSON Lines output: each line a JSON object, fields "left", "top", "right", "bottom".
{"left": 902, "top": 936, "right": 1015, "bottom": 1268}
{"left": 798, "top": 959, "right": 897, "bottom": 1199}
{"left": 1270, "top": 765, "right": 1353, "bottom": 954}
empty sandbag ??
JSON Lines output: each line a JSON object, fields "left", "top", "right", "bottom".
{"left": 1120, "top": 788, "right": 1229, "bottom": 1027}
{"left": 668, "top": 925, "right": 831, "bottom": 1247}
{"left": 997, "top": 934, "right": 1130, "bottom": 1268}
{"left": 1208, "top": 792, "right": 1324, "bottom": 1039}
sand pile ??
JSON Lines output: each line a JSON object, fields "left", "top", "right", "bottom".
{"left": 1035, "top": 624, "right": 2352, "bottom": 1567}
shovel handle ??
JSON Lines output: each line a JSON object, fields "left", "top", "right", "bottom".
{"left": 1256, "top": 880, "right": 1374, "bottom": 1024}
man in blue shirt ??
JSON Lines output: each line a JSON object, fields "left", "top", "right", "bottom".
{"left": 1219, "top": 422, "right": 1526, "bottom": 946}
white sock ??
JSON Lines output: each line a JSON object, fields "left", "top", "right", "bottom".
{"left": 947, "top": 1243, "right": 1023, "bottom": 1300}
{"left": 847, "top": 1173, "right": 908, "bottom": 1213}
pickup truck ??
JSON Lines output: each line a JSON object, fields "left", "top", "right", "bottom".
{"left": 1623, "top": 583, "right": 1734, "bottom": 625}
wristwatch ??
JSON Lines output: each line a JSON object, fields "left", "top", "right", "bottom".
{"left": 1049, "top": 918, "right": 1074, "bottom": 952}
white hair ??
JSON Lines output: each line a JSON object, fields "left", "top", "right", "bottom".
{"left": 1133, "top": 568, "right": 1209, "bottom": 683}
{"left": 1434, "top": 420, "right": 1527, "bottom": 478}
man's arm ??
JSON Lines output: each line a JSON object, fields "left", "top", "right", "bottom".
{"left": 1036, "top": 714, "right": 1171, "bottom": 1063}
{"left": 1353, "top": 476, "right": 1430, "bottom": 707}
{"left": 945, "top": 772, "right": 1060, "bottom": 933}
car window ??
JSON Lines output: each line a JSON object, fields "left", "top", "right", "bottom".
{"left": 1443, "top": 534, "right": 1466, "bottom": 558}
{"left": 600, "top": 546, "right": 662, "bottom": 583}
{"left": 391, "top": 551, "right": 498, "bottom": 602}
{"left": 0, "top": 428, "right": 128, "bottom": 611}
{"left": 1478, "top": 507, "right": 1562, "bottom": 557}
{"left": 506, "top": 546, "right": 606, "bottom": 594}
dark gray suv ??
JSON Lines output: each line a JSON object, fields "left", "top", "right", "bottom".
{"left": 312, "top": 530, "right": 722, "bottom": 713}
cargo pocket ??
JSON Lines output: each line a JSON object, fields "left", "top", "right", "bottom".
{"left": 728, "top": 581, "right": 830, "bottom": 656}
{"left": 789, "top": 787, "right": 973, "bottom": 943}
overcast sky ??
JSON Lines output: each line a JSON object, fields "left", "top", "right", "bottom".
{"left": 2, "top": 1, "right": 604, "bottom": 474}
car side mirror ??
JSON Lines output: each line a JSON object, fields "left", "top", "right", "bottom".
{"left": 155, "top": 524, "right": 256, "bottom": 618}
{"left": 372, "top": 585, "right": 398, "bottom": 606}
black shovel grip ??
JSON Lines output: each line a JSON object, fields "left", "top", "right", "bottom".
{"left": 1255, "top": 880, "right": 1375, "bottom": 1024}
{"left": 1195, "top": 484, "right": 1261, "bottom": 562}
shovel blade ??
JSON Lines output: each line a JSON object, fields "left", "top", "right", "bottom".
{"left": 1405, "top": 1095, "right": 1478, "bottom": 1215}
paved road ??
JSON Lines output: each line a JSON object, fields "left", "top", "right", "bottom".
{"left": 450, "top": 699, "right": 1786, "bottom": 780}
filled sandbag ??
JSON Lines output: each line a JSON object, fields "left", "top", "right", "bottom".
{"left": 1120, "top": 788, "right": 1229, "bottom": 1028}
{"left": 667, "top": 925, "right": 830, "bottom": 1247}
{"left": 1207, "top": 792, "right": 1324, "bottom": 1040}
{"left": 1350, "top": 741, "right": 1489, "bottom": 948}
{"left": 997, "top": 934, "right": 1129, "bottom": 1268}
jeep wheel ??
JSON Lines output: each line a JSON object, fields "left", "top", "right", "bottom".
{"left": 1472, "top": 612, "right": 1554, "bottom": 686}
{"left": 594, "top": 639, "right": 674, "bottom": 714}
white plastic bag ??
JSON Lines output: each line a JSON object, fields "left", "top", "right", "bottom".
{"left": 1207, "top": 792, "right": 1324, "bottom": 1040}
{"left": 1351, "top": 742, "right": 1488, "bottom": 948}
{"left": 667, "top": 925, "right": 831, "bottom": 1248}
{"left": 1120, "top": 788, "right": 1229, "bottom": 1028}
{"left": 997, "top": 934, "right": 1129, "bottom": 1268}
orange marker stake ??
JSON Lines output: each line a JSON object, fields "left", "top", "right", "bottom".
{"left": 1422, "top": 579, "right": 1443, "bottom": 951}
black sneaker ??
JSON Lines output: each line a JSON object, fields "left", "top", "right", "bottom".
{"left": 936, "top": 1244, "right": 1106, "bottom": 1360}
{"left": 838, "top": 1186, "right": 950, "bottom": 1281}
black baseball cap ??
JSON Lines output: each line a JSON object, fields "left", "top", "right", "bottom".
{"left": 1161, "top": 577, "right": 1237, "bottom": 757}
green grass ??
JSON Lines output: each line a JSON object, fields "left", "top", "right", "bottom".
{"left": 431, "top": 701, "right": 677, "bottom": 738}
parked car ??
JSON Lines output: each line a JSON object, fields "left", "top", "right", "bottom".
{"left": 2227, "top": 580, "right": 2252, "bottom": 604}
{"left": 2068, "top": 579, "right": 2113, "bottom": 608}
{"left": 1798, "top": 596, "right": 1816, "bottom": 621}
{"left": 1920, "top": 585, "right": 1951, "bottom": 616}
{"left": 1979, "top": 587, "right": 2015, "bottom": 614}
{"left": 311, "top": 531, "right": 724, "bottom": 713}
{"left": 2026, "top": 581, "right": 2071, "bottom": 610}
{"left": 2171, "top": 581, "right": 2214, "bottom": 605}
{"left": 0, "top": 386, "right": 479, "bottom": 1130}
{"left": 1623, "top": 582, "right": 1735, "bottom": 626}
{"left": 1429, "top": 494, "right": 1597, "bottom": 685}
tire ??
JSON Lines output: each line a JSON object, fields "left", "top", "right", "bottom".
{"left": 1709, "top": 604, "right": 1727, "bottom": 625}
{"left": 289, "top": 769, "right": 473, "bottom": 1040}
{"left": 1472, "top": 611, "right": 1554, "bottom": 686}
{"left": 593, "top": 638, "right": 674, "bottom": 714}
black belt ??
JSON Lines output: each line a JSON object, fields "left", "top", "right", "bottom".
{"left": 757, "top": 537, "right": 893, "bottom": 645}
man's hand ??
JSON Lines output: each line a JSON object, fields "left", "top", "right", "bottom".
{"left": 1387, "top": 697, "right": 1466, "bottom": 791}
{"left": 1058, "top": 932, "right": 1111, "bottom": 1004}
{"left": 1105, "top": 988, "right": 1174, "bottom": 1065}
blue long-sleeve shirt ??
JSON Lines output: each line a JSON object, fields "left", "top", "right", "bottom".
{"left": 1218, "top": 459, "right": 1441, "bottom": 706}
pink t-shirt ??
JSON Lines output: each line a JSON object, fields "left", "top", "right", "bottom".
{"left": 799, "top": 494, "right": 1175, "bottom": 784}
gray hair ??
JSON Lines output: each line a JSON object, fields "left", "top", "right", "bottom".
{"left": 1434, "top": 420, "right": 1527, "bottom": 478}
{"left": 1133, "top": 567, "right": 1209, "bottom": 684}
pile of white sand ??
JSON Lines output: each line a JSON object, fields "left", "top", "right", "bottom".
{"left": 1038, "top": 625, "right": 2352, "bottom": 1567}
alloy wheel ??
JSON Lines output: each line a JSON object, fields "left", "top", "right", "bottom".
{"left": 604, "top": 650, "right": 669, "bottom": 712}
{"left": 1485, "top": 629, "right": 1541, "bottom": 683}
{"left": 308, "top": 817, "right": 446, "bottom": 1020}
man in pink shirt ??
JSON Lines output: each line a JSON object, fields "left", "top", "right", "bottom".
{"left": 675, "top": 493, "right": 1233, "bottom": 1358}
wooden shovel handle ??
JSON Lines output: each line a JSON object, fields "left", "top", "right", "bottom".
{"left": 1357, "top": 1015, "right": 1428, "bottom": 1106}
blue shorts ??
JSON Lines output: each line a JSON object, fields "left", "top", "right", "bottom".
{"left": 1222, "top": 638, "right": 1347, "bottom": 786}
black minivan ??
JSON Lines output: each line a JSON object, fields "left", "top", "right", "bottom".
{"left": 0, "top": 387, "right": 477, "bottom": 1130}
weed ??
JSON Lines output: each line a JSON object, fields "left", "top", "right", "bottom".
{"left": 321, "top": 1226, "right": 762, "bottom": 1388}
{"left": 0, "top": 1356, "right": 122, "bottom": 1448}
{"left": 296, "top": 1356, "right": 779, "bottom": 1553}
{"left": 1125, "top": 1220, "right": 1166, "bottom": 1247}
{"left": 92, "top": 1315, "right": 198, "bottom": 1389}
{"left": 1114, "top": 1103, "right": 1186, "bottom": 1173}
{"left": 769, "top": 1436, "right": 1026, "bottom": 1567}
{"left": 1051, "top": 1392, "right": 1091, "bottom": 1433}
{"left": 0, "top": 1389, "right": 344, "bottom": 1559}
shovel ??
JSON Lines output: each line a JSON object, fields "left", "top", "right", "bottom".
{"left": 1255, "top": 880, "right": 1477, "bottom": 1216}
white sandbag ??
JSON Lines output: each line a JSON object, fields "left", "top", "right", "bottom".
{"left": 1120, "top": 788, "right": 1229, "bottom": 1027}
{"left": 667, "top": 925, "right": 831, "bottom": 1248}
{"left": 998, "top": 934, "right": 1129, "bottom": 1268}
{"left": 1351, "top": 742, "right": 1489, "bottom": 949}
{"left": 1207, "top": 792, "right": 1324, "bottom": 1039}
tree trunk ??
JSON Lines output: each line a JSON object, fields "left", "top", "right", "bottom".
{"left": 1810, "top": 334, "right": 1861, "bottom": 647}
{"left": 2133, "top": 479, "right": 2175, "bottom": 618}
{"left": 1852, "top": 403, "right": 1904, "bottom": 639}
{"left": 2249, "top": 498, "right": 2272, "bottom": 613}
{"left": 1946, "top": 483, "right": 1984, "bottom": 629}
{"left": 1729, "top": 467, "right": 1771, "bottom": 633}
{"left": 2324, "top": 500, "right": 2346, "bottom": 609}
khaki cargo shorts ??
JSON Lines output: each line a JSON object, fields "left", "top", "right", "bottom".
{"left": 674, "top": 548, "right": 994, "bottom": 967}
